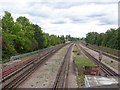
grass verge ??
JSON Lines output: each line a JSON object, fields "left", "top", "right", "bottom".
{"left": 74, "top": 55, "right": 95, "bottom": 66}
{"left": 73, "top": 44, "right": 95, "bottom": 87}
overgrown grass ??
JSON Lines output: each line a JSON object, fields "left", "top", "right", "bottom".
{"left": 74, "top": 55, "right": 95, "bottom": 66}
{"left": 73, "top": 44, "right": 95, "bottom": 88}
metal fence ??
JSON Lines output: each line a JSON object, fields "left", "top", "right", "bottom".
{"left": 9, "top": 43, "right": 64, "bottom": 61}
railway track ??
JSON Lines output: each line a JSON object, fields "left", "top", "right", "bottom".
{"left": 81, "top": 43, "right": 120, "bottom": 62}
{"left": 2, "top": 44, "right": 65, "bottom": 78}
{"left": 79, "top": 44, "right": 119, "bottom": 77}
{"left": 52, "top": 43, "right": 73, "bottom": 89}
{"left": 1, "top": 43, "right": 69, "bottom": 90}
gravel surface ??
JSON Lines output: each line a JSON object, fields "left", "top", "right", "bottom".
{"left": 80, "top": 44, "right": 119, "bottom": 74}
{"left": 68, "top": 44, "right": 78, "bottom": 88}
{"left": 18, "top": 44, "right": 70, "bottom": 88}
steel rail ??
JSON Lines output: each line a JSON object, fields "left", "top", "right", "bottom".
{"left": 52, "top": 43, "right": 73, "bottom": 89}
{"left": 81, "top": 43, "right": 120, "bottom": 62}
{"left": 79, "top": 44, "right": 119, "bottom": 77}
{"left": 2, "top": 43, "right": 68, "bottom": 90}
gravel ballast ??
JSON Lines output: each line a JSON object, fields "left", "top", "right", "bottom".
{"left": 18, "top": 44, "right": 70, "bottom": 88}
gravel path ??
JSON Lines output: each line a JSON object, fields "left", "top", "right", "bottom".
{"left": 80, "top": 44, "right": 119, "bottom": 74}
{"left": 18, "top": 44, "right": 70, "bottom": 88}
{"left": 68, "top": 44, "right": 78, "bottom": 88}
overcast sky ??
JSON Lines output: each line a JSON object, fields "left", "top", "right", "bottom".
{"left": 0, "top": 0, "right": 119, "bottom": 37}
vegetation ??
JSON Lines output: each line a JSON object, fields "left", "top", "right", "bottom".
{"left": 77, "top": 73, "right": 85, "bottom": 87}
{"left": 73, "top": 45, "right": 95, "bottom": 66}
{"left": 85, "top": 28, "right": 120, "bottom": 50}
{"left": 74, "top": 56, "right": 95, "bottom": 66}
{"left": 66, "top": 35, "right": 79, "bottom": 41}
{"left": 72, "top": 45, "right": 95, "bottom": 87}
{"left": 2, "top": 11, "right": 65, "bottom": 60}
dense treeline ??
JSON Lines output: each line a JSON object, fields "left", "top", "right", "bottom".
{"left": 66, "top": 35, "right": 79, "bottom": 41}
{"left": 85, "top": 28, "right": 120, "bottom": 50}
{"left": 2, "top": 11, "right": 65, "bottom": 59}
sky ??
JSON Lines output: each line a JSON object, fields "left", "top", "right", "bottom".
{"left": 0, "top": 0, "right": 119, "bottom": 38}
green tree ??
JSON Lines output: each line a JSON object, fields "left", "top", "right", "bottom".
{"left": 59, "top": 35, "right": 65, "bottom": 43}
{"left": 33, "top": 24, "right": 44, "bottom": 49}
{"left": 2, "top": 11, "right": 66, "bottom": 60}
{"left": 16, "top": 16, "right": 36, "bottom": 52}
{"left": 43, "top": 33, "right": 49, "bottom": 48}
{"left": 86, "top": 28, "right": 120, "bottom": 50}
{"left": 2, "top": 11, "right": 14, "bottom": 33}
{"left": 86, "top": 32, "right": 99, "bottom": 45}
{"left": 2, "top": 11, "right": 17, "bottom": 58}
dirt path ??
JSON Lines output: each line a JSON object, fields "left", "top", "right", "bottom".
{"left": 18, "top": 44, "right": 71, "bottom": 88}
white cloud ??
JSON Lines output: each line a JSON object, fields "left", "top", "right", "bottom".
{"left": 41, "top": 22, "right": 117, "bottom": 37}
{"left": 0, "top": 0, "right": 118, "bottom": 37}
